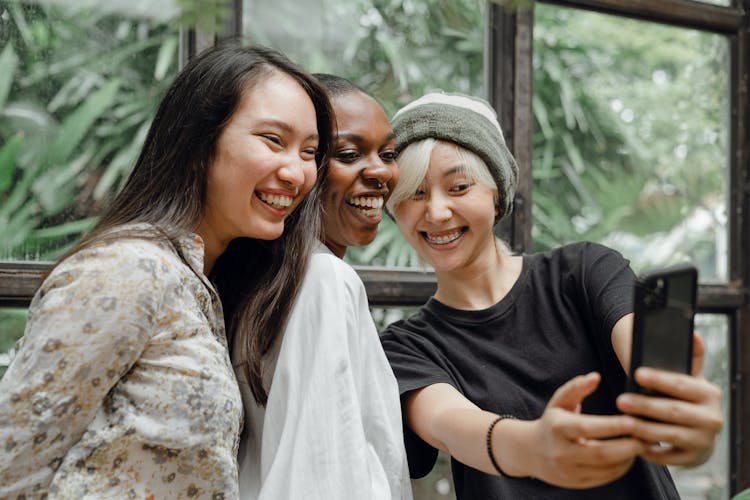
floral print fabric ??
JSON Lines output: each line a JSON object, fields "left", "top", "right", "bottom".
{"left": 0, "top": 229, "right": 242, "bottom": 499}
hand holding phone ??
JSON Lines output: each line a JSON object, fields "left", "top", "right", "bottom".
{"left": 627, "top": 263, "right": 697, "bottom": 395}
{"left": 617, "top": 263, "right": 723, "bottom": 466}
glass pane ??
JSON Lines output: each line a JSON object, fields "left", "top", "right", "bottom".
{"left": 371, "top": 306, "right": 419, "bottom": 331}
{"left": 411, "top": 451, "right": 454, "bottom": 499}
{"left": 243, "top": 0, "right": 487, "bottom": 268}
{"left": 532, "top": 5, "right": 729, "bottom": 282}
{"left": 0, "top": 307, "right": 28, "bottom": 379}
{"left": 670, "top": 314, "right": 729, "bottom": 499}
{"left": 0, "top": 0, "right": 181, "bottom": 261}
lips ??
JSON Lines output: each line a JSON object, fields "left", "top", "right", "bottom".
{"left": 422, "top": 228, "right": 465, "bottom": 245}
{"left": 258, "top": 192, "right": 294, "bottom": 209}
{"left": 346, "top": 195, "right": 384, "bottom": 217}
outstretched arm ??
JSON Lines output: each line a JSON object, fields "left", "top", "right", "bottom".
{"left": 406, "top": 375, "right": 645, "bottom": 489}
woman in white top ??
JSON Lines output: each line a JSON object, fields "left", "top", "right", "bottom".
{"left": 236, "top": 74, "right": 412, "bottom": 499}
{"left": 0, "top": 43, "right": 334, "bottom": 498}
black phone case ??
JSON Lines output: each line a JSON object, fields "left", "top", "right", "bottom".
{"left": 627, "top": 263, "right": 697, "bottom": 395}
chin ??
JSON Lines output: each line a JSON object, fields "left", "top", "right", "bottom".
{"left": 247, "top": 225, "right": 285, "bottom": 241}
{"left": 423, "top": 255, "right": 457, "bottom": 272}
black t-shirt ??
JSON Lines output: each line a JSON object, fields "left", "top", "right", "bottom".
{"left": 380, "top": 242, "right": 679, "bottom": 500}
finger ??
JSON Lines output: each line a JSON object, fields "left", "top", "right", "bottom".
{"left": 572, "top": 436, "right": 646, "bottom": 468}
{"left": 555, "top": 412, "right": 637, "bottom": 441}
{"left": 618, "top": 391, "right": 723, "bottom": 430}
{"left": 629, "top": 417, "right": 718, "bottom": 452}
{"left": 640, "top": 442, "right": 713, "bottom": 467}
{"left": 632, "top": 367, "right": 721, "bottom": 405}
{"left": 548, "top": 372, "right": 601, "bottom": 412}
{"left": 691, "top": 332, "right": 705, "bottom": 376}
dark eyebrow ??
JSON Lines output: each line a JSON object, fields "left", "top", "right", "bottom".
{"left": 336, "top": 131, "right": 396, "bottom": 144}
{"left": 257, "top": 119, "right": 318, "bottom": 142}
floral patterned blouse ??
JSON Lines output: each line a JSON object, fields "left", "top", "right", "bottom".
{"left": 0, "top": 227, "right": 243, "bottom": 499}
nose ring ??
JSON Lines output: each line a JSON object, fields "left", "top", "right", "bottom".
{"left": 374, "top": 180, "right": 383, "bottom": 189}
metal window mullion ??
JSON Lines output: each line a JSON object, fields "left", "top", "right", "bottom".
{"left": 730, "top": 0, "right": 750, "bottom": 491}
{"left": 488, "top": 2, "right": 534, "bottom": 253}
{"left": 539, "top": 0, "right": 742, "bottom": 33}
{"left": 179, "top": 0, "right": 243, "bottom": 65}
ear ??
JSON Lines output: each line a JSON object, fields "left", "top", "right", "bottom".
{"left": 492, "top": 189, "right": 505, "bottom": 223}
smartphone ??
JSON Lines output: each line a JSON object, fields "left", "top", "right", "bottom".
{"left": 627, "top": 263, "right": 698, "bottom": 395}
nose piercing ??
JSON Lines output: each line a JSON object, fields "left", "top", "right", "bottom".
{"left": 373, "top": 180, "right": 383, "bottom": 189}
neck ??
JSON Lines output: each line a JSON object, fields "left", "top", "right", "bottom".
{"left": 195, "top": 224, "right": 228, "bottom": 275}
{"left": 433, "top": 241, "right": 522, "bottom": 310}
{"left": 324, "top": 239, "right": 346, "bottom": 259}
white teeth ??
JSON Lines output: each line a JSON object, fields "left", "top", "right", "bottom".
{"left": 425, "top": 230, "right": 463, "bottom": 245}
{"left": 348, "top": 196, "right": 384, "bottom": 209}
{"left": 359, "top": 208, "right": 381, "bottom": 217}
{"left": 347, "top": 196, "right": 384, "bottom": 217}
{"left": 259, "top": 192, "right": 293, "bottom": 208}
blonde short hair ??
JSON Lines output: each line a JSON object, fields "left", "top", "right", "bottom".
{"left": 387, "top": 139, "right": 497, "bottom": 214}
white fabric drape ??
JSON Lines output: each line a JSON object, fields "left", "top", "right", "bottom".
{"left": 236, "top": 242, "right": 412, "bottom": 500}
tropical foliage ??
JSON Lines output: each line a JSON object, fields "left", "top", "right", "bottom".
{"left": 0, "top": 1, "right": 179, "bottom": 260}
{"left": 0, "top": 0, "right": 232, "bottom": 376}
{"left": 532, "top": 4, "right": 727, "bottom": 280}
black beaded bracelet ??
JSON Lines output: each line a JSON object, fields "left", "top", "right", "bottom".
{"left": 486, "top": 414, "right": 516, "bottom": 475}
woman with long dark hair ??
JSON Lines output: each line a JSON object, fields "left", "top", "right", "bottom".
{"left": 0, "top": 42, "right": 333, "bottom": 498}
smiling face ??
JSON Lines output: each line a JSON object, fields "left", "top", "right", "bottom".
{"left": 198, "top": 70, "right": 319, "bottom": 254}
{"left": 321, "top": 91, "right": 398, "bottom": 257}
{"left": 392, "top": 141, "right": 498, "bottom": 274}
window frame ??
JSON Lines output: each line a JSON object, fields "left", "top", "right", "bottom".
{"left": 0, "top": 0, "right": 748, "bottom": 492}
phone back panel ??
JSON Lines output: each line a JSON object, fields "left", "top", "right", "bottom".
{"left": 630, "top": 264, "right": 697, "bottom": 392}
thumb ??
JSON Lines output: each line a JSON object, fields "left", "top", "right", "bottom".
{"left": 548, "top": 372, "right": 601, "bottom": 413}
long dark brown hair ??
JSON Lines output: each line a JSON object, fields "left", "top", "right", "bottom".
{"left": 57, "top": 42, "right": 334, "bottom": 406}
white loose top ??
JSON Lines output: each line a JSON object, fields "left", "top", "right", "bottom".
{"left": 0, "top": 229, "right": 242, "bottom": 499}
{"left": 236, "top": 242, "right": 412, "bottom": 499}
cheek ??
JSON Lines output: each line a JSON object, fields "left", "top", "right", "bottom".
{"left": 388, "top": 165, "right": 400, "bottom": 189}
{"left": 393, "top": 206, "right": 419, "bottom": 236}
{"left": 326, "top": 166, "right": 351, "bottom": 191}
{"left": 300, "top": 162, "right": 318, "bottom": 196}
{"left": 473, "top": 200, "right": 499, "bottom": 227}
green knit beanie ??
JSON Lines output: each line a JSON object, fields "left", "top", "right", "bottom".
{"left": 391, "top": 91, "right": 519, "bottom": 219}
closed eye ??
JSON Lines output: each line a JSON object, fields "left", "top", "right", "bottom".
{"left": 335, "top": 150, "right": 360, "bottom": 163}
{"left": 450, "top": 182, "right": 472, "bottom": 193}
{"left": 302, "top": 147, "right": 318, "bottom": 160}
{"left": 410, "top": 189, "right": 426, "bottom": 200}
{"left": 261, "top": 134, "right": 282, "bottom": 146}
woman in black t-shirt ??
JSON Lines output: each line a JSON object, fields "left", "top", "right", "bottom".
{"left": 380, "top": 91, "right": 723, "bottom": 499}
